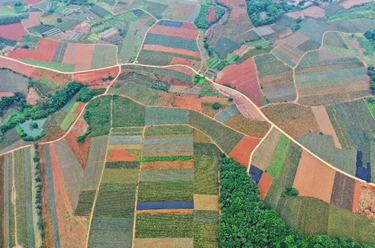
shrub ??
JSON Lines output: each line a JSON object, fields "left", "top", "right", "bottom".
{"left": 57, "top": 18, "right": 63, "bottom": 23}
{"left": 29, "top": 122, "right": 38, "bottom": 129}
{"left": 212, "top": 102, "right": 220, "bottom": 110}
{"left": 282, "top": 186, "right": 299, "bottom": 197}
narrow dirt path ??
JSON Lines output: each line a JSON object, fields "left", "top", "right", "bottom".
{"left": 11, "top": 152, "right": 19, "bottom": 247}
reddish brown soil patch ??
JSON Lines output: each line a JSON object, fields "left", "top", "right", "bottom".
{"left": 108, "top": 150, "right": 138, "bottom": 162}
{"left": 207, "top": 6, "right": 216, "bottom": 21}
{"left": 0, "top": 57, "right": 36, "bottom": 77}
{"left": 262, "top": 103, "right": 320, "bottom": 138}
{"left": 26, "top": 87, "right": 44, "bottom": 105}
{"left": 62, "top": 43, "right": 95, "bottom": 71}
{"left": 170, "top": 57, "right": 196, "bottom": 67}
{"left": 141, "top": 160, "right": 194, "bottom": 170}
{"left": 50, "top": 144, "right": 87, "bottom": 248}
{"left": 258, "top": 172, "right": 273, "bottom": 200}
{"left": 286, "top": 6, "right": 325, "bottom": 19}
{"left": 171, "top": 4, "right": 195, "bottom": 21}
{"left": 143, "top": 44, "right": 200, "bottom": 58}
{"left": 0, "top": 92, "right": 14, "bottom": 97}
{"left": 225, "top": 114, "right": 271, "bottom": 138}
{"left": 143, "top": 152, "right": 193, "bottom": 157}
{"left": 64, "top": 116, "right": 90, "bottom": 170}
{"left": 9, "top": 38, "right": 58, "bottom": 61}
{"left": 74, "top": 102, "right": 85, "bottom": 114}
{"left": 159, "top": 92, "right": 202, "bottom": 111}
{"left": 29, "top": 11, "right": 43, "bottom": 27}
{"left": 340, "top": 0, "right": 372, "bottom": 8}
{"left": 201, "top": 99, "right": 232, "bottom": 118}
{"left": 38, "top": 145, "right": 54, "bottom": 248}
{"left": 0, "top": 22, "right": 26, "bottom": 40}
{"left": 358, "top": 185, "right": 375, "bottom": 217}
{"left": 70, "top": 22, "right": 90, "bottom": 34}
{"left": 24, "top": 0, "right": 43, "bottom": 4}
{"left": 311, "top": 106, "right": 342, "bottom": 149}
{"left": 350, "top": 38, "right": 365, "bottom": 54}
{"left": 74, "top": 66, "right": 119, "bottom": 85}
{"left": 168, "top": 66, "right": 194, "bottom": 77}
{"left": 229, "top": 136, "right": 261, "bottom": 168}
{"left": 31, "top": 68, "right": 73, "bottom": 85}
{"left": 293, "top": 150, "right": 336, "bottom": 203}
{"left": 149, "top": 25, "right": 198, "bottom": 39}
{"left": 352, "top": 181, "right": 363, "bottom": 212}
{"left": 217, "top": 57, "right": 257, "bottom": 87}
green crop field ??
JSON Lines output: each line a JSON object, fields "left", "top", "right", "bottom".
{"left": 112, "top": 95, "right": 145, "bottom": 127}
{"left": 85, "top": 96, "right": 112, "bottom": 137}
{"left": 266, "top": 134, "right": 291, "bottom": 178}
{"left": 90, "top": 45, "right": 117, "bottom": 69}
{"left": 194, "top": 155, "right": 219, "bottom": 195}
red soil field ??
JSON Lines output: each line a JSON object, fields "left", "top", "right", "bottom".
{"left": 216, "top": 58, "right": 263, "bottom": 106}
{"left": 29, "top": 11, "right": 43, "bottom": 27}
{"left": 9, "top": 38, "right": 58, "bottom": 61}
{"left": 0, "top": 22, "right": 26, "bottom": 40}
{"left": 293, "top": 150, "right": 336, "bottom": 203}
{"left": 0, "top": 57, "right": 36, "bottom": 76}
{"left": 49, "top": 144, "right": 87, "bottom": 248}
{"left": 31, "top": 67, "right": 73, "bottom": 84}
{"left": 143, "top": 44, "right": 201, "bottom": 58}
{"left": 24, "top": 0, "right": 43, "bottom": 4}
{"left": 171, "top": 4, "right": 195, "bottom": 21}
{"left": 108, "top": 150, "right": 138, "bottom": 161}
{"left": 352, "top": 181, "right": 363, "bottom": 212}
{"left": 167, "top": 65, "right": 194, "bottom": 77}
{"left": 62, "top": 43, "right": 95, "bottom": 71}
{"left": 258, "top": 172, "right": 273, "bottom": 200}
{"left": 149, "top": 24, "right": 198, "bottom": 40}
{"left": 170, "top": 56, "right": 196, "bottom": 67}
{"left": 159, "top": 92, "right": 202, "bottom": 111}
{"left": 207, "top": 6, "right": 216, "bottom": 21}
{"left": 74, "top": 66, "right": 120, "bottom": 85}
{"left": 26, "top": 87, "right": 43, "bottom": 105}
{"left": 64, "top": 116, "right": 90, "bottom": 170}
{"left": 0, "top": 92, "right": 14, "bottom": 97}
{"left": 74, "top": 102, "right": 85, "bottom": 114}
{"left": 229, "top": 136, "right": 261, "bottom": 168}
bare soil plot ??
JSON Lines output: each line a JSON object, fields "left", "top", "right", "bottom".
{"left": 9, "top": 38, "right": 58, "bottom": 61}
{"left": 74, "top": 66, "right": 120, "bottom": 85}
{"left": 258, "top": 172, "right": 273, "bottom": 200}
{"left": 311, "top": 106, "right": 342, "bottom": 149}
{"left": 149, "top": 24, "right": 198, "bottom": 39}
{"left": 293, "top": 150, "right": 336, "bottom": 203}
{"left": 330, "top": 172, "right": 355, "bottom": 211}
{"left": 229, "top": 136, "right": 261, "bottom": 168}
{"left": 0, "top": 57, "right": 36, "bottom": 77}
{"left": 193, "top": 194, "right": 218, "bottom": 211}
{"left": 141, "top": 160, "right": 194, "bottom": 171}
{"left": 134, "top": 238, "right": 193, "bottom": 248}
{"left": 0, "top": 22, "right": 26, "bottom": 40}
{"left": 286, "top": 6, "right": 325, "bottom": 19}
{"left": 262, "top": 103, "right": 320, "bottom": 138}
{"left": 143, "top": 44, "right": 201, "bottom": 58}
{"left": 62, "top": 43, "right": 95, "bottom": 71}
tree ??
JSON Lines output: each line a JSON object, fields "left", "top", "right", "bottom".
{"left": 212, "top": 102, "right": 220, "bottom": 110}
{"left": 282, "top": 186, "right": 299, "bottom": 197}
{"left": 76, "top": 87, "right": 94, "bottom": 102}
{"left": 57, "top": 18, "right": 63, "bottom": 23}
{"left": 29, "top": 122, "right": 38, "bottom": 129}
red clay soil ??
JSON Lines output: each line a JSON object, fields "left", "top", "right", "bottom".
{"left": 207, "top": 6, "right": 216, "bottom": 21}
{"left": 24, "top": 0, "right": 43, "bottom": 4}
{"left": 158, "top": 92, "right": 202, "bottom": 111}
{"left": 9, "top": 38, "right": 58, "bottom": 61}
{"left": 0, "top": 57, "right": 36, "bottom": 76}
{"left": 216, "top": 58, "right": 263, "bottom": 106}
{"left": 0, "top": 22, "right": 26, "bottom": 40}
{"left": 29, "top": 11, "right": 43, "bottom": 27}
{"left": 149, "top": 24, "right": 198, "bottom": 39}
{"left": 171, "top": 4, "right": 195, "bottom": 21}
{"left": 50, "top": 144, "right": 87, "bottom": 248}
{"left": 31, "top": 67, "right": 73, "bottom": 84}
{"left": 229, "top": 136, "right": 261, "bottom": 168}
{"left": 141, "top": 160, "right": 194, "bottom": 170}
{"left": 293, "top": 150, "right": 336, "bottom": 203}
{"left": 38, "top": 145, "right": 55, "bottom": 248}
{"left": 74, "top": 102, "right": 85, "bottom": 114}
{"left": 74, "top": 66, "right": 120, "bottom": 84}
{"left": 108, "top": 150, "right": 139, "bottom": 162}
{"left": 62, "top": 43, "right": 95, "bottom": 71}
{"left": 0, "top": 92, "right": 14, "bottom": 97}
{"left": 26, "top": 87, "right": 44, "bottom": 105}
{"left": 352, "top": 181, "right": 363, "bottom": 212}
{"left": 258, "top": 172, "right": 273, "bottom": 200}
{"left": 143, "top": 44, "right": 201, "bottom": 57}
{"left": 170, "top": 56, "right": 196, "bottom": 67}
{"left": 64, "top": 116, "right": 90, "bottom": 170}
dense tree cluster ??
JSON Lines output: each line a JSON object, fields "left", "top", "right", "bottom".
{"left": 368, "top": 67, "right": 375, "bottom": 94}
{"left": 33, "top": 143, "right": 45, "bottom": 248}
{"left": 364, "top": 29, "right": 375, "bottom": 43}
{"left": 0, "top": 82, "right": 85, "bottom": 138}
{"left": 0, "top": 16, "right": 20, "bottom": 25}
{"left": 219, "top": 157, "right": 373, "bottom": 248}
{"left": 195, "top": 4, "right": 225, "bottom": 29}
{"left": 245, "top": 0, "right": 297, "bottom": 26}
{"left": 76, "top": 86, "right": 94, "bottom": 102}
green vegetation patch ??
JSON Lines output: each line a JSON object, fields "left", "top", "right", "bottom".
{"left": 145, "top": 125, "right": 192, "bottom": 136}
{"left": 90, "top": 45, "right": 117, "bottom": 69}
{"left": 22, "top": 59, "right": 75, "bottom": 72}
{"left": 328, "top": 205, "right": 354, "bottom": 240}
{"left": 75, "top": 190, "right": 96, "bottom": 216}
{"left": 193, "top": 143, "right": 222, "bottom": 156}
{"left": 266, "top": 134, "right": 291, "bottom": 178}
{"left": 298, "top": 197, "right": 329, "bottom": 235}
{"left": 142, "top": 155, "right": 193, "bottom": 162}
{"left": 111, "top": 127, "right": 144, "bottom": 135}
{"left": 137, "top": 181, "right": 193, "bottom": 201}
{"left": 112, "top": 95, "right": 145, "bottom": 127}
{"left": 145, "top": 107, "right": 188, "bottom": 126}
{"left": 135, "top": 213, "right": 194, "bottom": 238}
{"left": 188, "top": 110, "right": 243, "bottom": 154}
{"left": 84, "top": 96, "right": 111, "bottom": 137}
{"left": 105, "top": 161, "right": 140, "bottom": 169}
{"left": 194, "top": 155, "right": 219, "bottom": 195}
{"left": 194, "top": 4, "right": 225, "bottom": 29}
{"left": 364, "top": 97, "right": 375, "bottom": 117}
